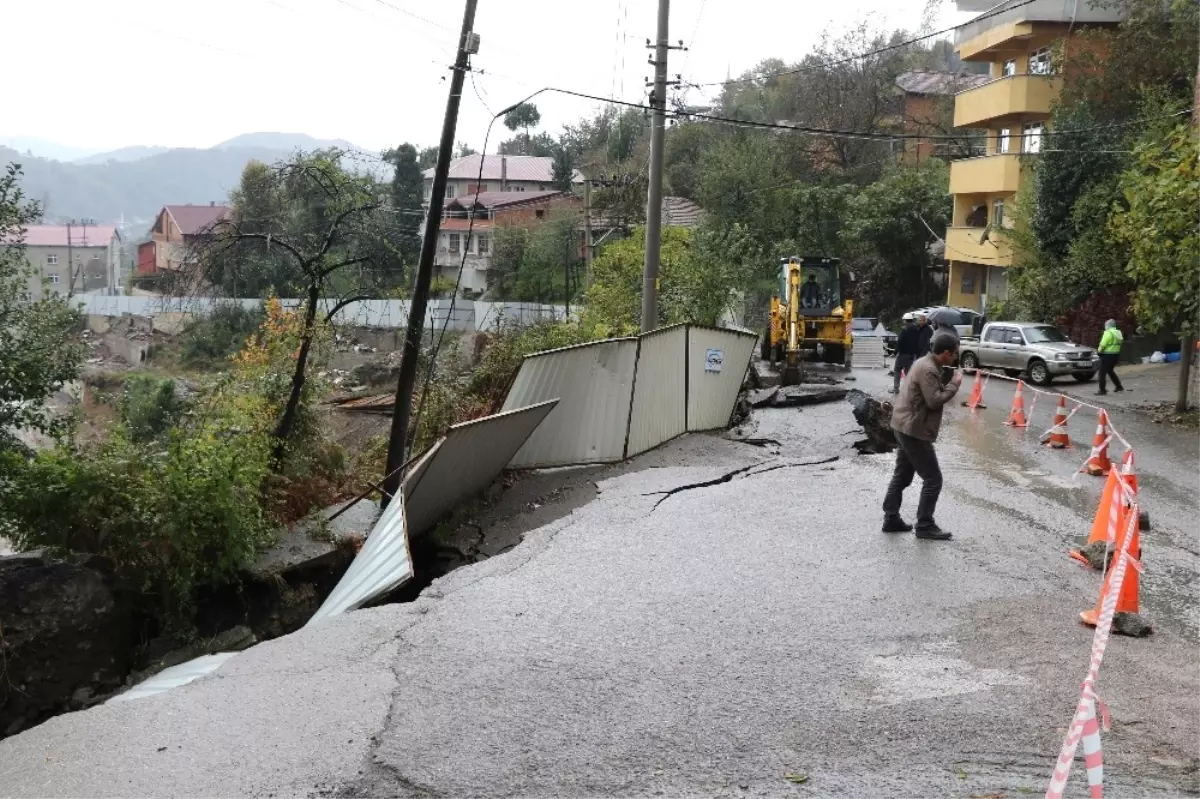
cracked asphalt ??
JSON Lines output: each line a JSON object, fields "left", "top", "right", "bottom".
{"left": 1, "top": 367, "right": 1197, "bottom": 798}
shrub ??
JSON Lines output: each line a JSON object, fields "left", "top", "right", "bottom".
{"left": 178, "top": 303, "right": 264, "bottom": 367}
{"left": 120, "top": 374, "right": 184, "bottom": 443}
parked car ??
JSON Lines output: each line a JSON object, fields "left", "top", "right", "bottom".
{"left": 850, "top": 317, "right": 898, "bottom": 355}
{"left": 958, "top": 322, "right": 1096, "bottom": 386}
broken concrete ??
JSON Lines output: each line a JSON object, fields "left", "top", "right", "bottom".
{"left": 847, "top": 389, "right": 897, "bottom": 454}
{"left": 1112, "top": 611, "right": 1154, "bottom": 637}
{"left": 775, "top": 386, "right": 850, "bottom": 407}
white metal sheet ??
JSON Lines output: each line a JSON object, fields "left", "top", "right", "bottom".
{"left": 307, "top": 489, "right": 413, "bottom": 625}
{"left": 502, "top": 339, "right": 639, "bottom": 468}
{"left": 107, "top": 652, "right": 239, "bottom": 704}
{"left": 625, "top": 325, "right": 687, "bottom": 457}
{"left": 403, "top": 400, "right": 558, "bottom": 537}
{"left": 685, "top": 326, "right": 757, "bottom": 431}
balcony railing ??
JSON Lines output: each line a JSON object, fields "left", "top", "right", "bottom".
{"left": 954, "top": 74, "right": 1061, "bottom": 128}
{"left": 949, "top": 153, "right": 1026, "bottom": 195}
{"left": 946, "top": 226, "right": 1013, "bottom": 267}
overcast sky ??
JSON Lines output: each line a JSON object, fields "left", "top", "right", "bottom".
{"left": 5, "top": 0, "right": 970, "bottom": 156}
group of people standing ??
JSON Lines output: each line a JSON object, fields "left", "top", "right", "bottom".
{"left": 890, "top": 312, "right": 958, "bottom": 395}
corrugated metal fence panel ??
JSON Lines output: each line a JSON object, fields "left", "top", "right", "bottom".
{"left": 502, "top": 338, "right": 639, "bottom": 468}
{"left": 306, "top": 490, "right": 413, "bottom": 625}
{"left": 625, "top": 325, "right": 687, "bottom": 457}
{"left": 77, "top": 296, "right": 567, "bottom": 331}
{"left": 402, "top": 400, "right": 558, "bottom": 537}
{"left": 685, "top": 326, "right": 757, "bottom": 431}
{"left": 107, "top": 652, "right": 239, "bottom": 704}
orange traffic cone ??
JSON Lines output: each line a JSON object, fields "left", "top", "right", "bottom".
{"left": 1069, "top": 467, "right": 1125, "bottom": 568}
{"left": 962, "top": 372, "right": 986, "bottom": 410}
{"left": 1044, "top": 395, "right": 1072, "bottom": 448}
{"left": 1004, "top": 380, "right": 1028, "bottom": 427}
{"left": 1080, "top": 410, "right": 1112, "bottom": 476}
{"left": 1118, "top": 448, "right": 1151, "bottom": 530}
{"left": 1080, "top": 514, "right": 1142, "bottom": 627}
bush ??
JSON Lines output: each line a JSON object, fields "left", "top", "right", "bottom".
{"left": 0, "top": 422, "right": 274, "bottom": 626}
{"left": 120, "top": 374, "right": 184, "bottom": 443}
{"left": 178, "top": 303, "right": 264, "bottom": 367}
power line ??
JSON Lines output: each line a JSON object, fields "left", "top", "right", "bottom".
{"left": 685, "top": 0, "right": 1041, "bottom": 89}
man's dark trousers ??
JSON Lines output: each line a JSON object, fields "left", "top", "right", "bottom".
{"left": 1098, "top": 353, "right": 1123, "bottom": 392}
{"left": 882, "top": 431, "right": 943, "bottom": 528}
{"left": 893, "top": 354, "right": 914, "bottom": 392}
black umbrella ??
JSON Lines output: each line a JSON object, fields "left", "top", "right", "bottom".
{"left": 926, "top": 306, "right": 966, "bottom": 327}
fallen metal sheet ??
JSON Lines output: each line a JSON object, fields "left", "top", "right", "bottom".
{"left": 403, "top": 400, "right": 559, "bottom": 537}
{"left": 625, "top": 325, "right": 687, "bottom": 458}
{"left": 307, "top": 488, "right": 413, "bottom": 626}
{"left": 502, "top": 338, "right": 639, "bottom": 468}
{"left": 107, "top": 652, "right": 240, "bottom": 704}
{"left": 686, "top": 326, "right": 757, "bottom": 431}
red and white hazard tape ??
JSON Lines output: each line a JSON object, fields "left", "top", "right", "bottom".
{"left": 1045, "top": 507, "right": 1142, "bottom": 799}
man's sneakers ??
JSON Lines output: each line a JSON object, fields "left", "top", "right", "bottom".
{"left": 881, "top": 516, "right": 913, "bottom": 533}
{"left": 914, "top": 524, "right": 953, "bottom": 541}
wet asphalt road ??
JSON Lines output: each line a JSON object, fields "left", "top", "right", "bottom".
{"left": 1, "top": 367, "right": 1197, "bottom": 798}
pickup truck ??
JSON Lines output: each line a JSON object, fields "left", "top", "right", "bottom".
{"left": 958, "top": 322, "right": 1097, "bottom": 386}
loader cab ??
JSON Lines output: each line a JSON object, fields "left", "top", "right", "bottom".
{"left": 779, "top": 256, "right": 842, "bottom": 316}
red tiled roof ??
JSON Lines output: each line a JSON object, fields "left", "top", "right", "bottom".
{"left": 424, "top": 155, "right": 583, "bottom": 183}
{"left": 18, "top": 224, "right": 119, "bottom": 247}
{"left": 165, "top": 204, "right": 231, "bottom": 236}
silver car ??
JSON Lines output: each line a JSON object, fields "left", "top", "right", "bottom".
{"left": 958, "top": 322, "right": 1096, "bottom": 386}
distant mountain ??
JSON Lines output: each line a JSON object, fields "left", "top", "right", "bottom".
{"left": 214, "top": 132, "right": 361, "bottom": 152}
{"left": 0, "top": 136, "right": 101, "bottom": 163}
{"left": 74, "top": 145, "right": 171, "bottom": 165}
{"left": 1, "top": 134, "right": 390, "bottom": 226}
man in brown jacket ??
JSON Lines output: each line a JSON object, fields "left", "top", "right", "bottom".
{"left": 882, "top": 331, "right": 962, "bottom": 540}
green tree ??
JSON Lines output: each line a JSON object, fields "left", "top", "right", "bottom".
{"left": 383, "top": 143, "right": 425, "bottom": 264}
{"left": 0, "top": 163, "right": 85, "bottom": 453}
{"left": 551, "top": 147, "right": 576, "bottom": 191}
{"left": 186, "top": 151, "right": 401, "bottom": 465}
{"left": 489, "top": 222, "right": 531, "bottom": 298}
{"left": 498, "top": 132, "right": 557, "bottom": 157}
{"left": 503, "top": 103, "right": 542, "bottom": 138}
{"left": 1109, "top": 120, "right": 1198, "bottom": 410}
{"left": 417, "top": 146, "right": 439, "bottom": 170}
{"left": 839, "top": 161, "right": 951, "bottom": 316}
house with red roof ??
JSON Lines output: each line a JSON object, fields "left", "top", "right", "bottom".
{"left": 421, "top": 154, "right": 583, "bottom": 204}
{"left": 136, "top": 203, "right": 231, "bottom": 276}
{"left": 6, "top": 224, "right": 121, "bottom": 300}
{"left": 430, "top": 190, "right": 583, "bottom": 295}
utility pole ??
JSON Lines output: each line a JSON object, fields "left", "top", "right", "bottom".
{"left": 65, "top": 220, "right": 74, "bottom": 298}
{"left": 640, "top": 0, "right": 671, "bottom": 333}
{"left": 381, "top": 0, "right": 479, "bottom": 507}
{"left": 1178, "top": 55, "right": 1200, "bottom": 413}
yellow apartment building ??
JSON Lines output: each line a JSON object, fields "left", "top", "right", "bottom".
{"left": 945, "top": 0, "right": 1125, "bottom": 312}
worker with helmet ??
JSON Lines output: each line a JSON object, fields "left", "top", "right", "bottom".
{"left": 891, "top": 312, "right": 920, "bottom": 394}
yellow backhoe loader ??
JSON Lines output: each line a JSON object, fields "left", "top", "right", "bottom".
{"left": 761, "top": 256, "right": 854, "bottom": 385}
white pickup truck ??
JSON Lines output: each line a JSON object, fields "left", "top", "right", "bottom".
{"left": 958, "top": 322, "right": 1097, "bottom": 386}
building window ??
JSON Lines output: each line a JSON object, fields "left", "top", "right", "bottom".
{"left": 445, "top": 184, "right": 456, "bottom": 199}
{"left": 997, "top": 127, "right": 1011, "bottom": 154}
{"left": 514, "top": 186, "right": 525, "bottom": 192}
{"left": 477, "top": 235, "right": 490, "bottom": 255}
{"left": 20, "top": 291, "right": 33, "bottom": 302}
{"left": 535, "top": 209, "right": 545, "bottom": 219}
{"left": 476, "top": 184, "right": 488, "bottom": 194}
{"left": 49, "top": 273, "right": 60, "bottom": 284}
{"left": 960, "top": 266, "right": 976, "bottom": 294}
{"left": 447, "top": 233, "right": 460, "bottom": 253}
{"left": 46, "top": 254, "right": 59, "bottom": 265}
{"left": 1028, "top": 46, "right": 1054, "bottom": 75}
{"left": 1002, "top": 58, "right": 1016, "bottom": 77}
{"left": 992, "top": 199, "right": 1005, "bottom": 228}
{"left": 1022, "top": 122, "right": 1044, "bottom": 153}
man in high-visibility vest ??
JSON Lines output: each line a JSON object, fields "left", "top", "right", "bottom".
{"left": 1097, "top": 319, "right": 1125, "bottom": 395}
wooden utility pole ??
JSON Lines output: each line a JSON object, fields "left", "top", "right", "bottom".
{"left": 381, "top": 0, "right": 479, "bottom": 507}
{"left": 640, "top": 0, "right": 670, "bottom": 333}
{"left": 1177, "top": 56, "right": 1199, "bottom": 413}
